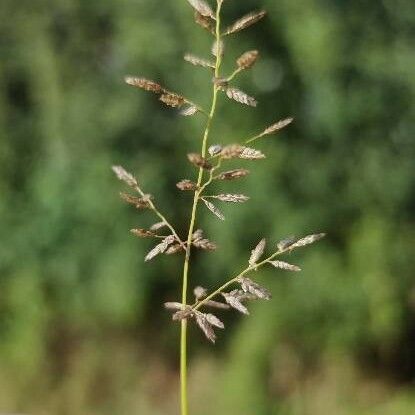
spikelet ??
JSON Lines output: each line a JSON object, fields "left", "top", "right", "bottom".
{"left": 180, "top": 105, "right": 199, "bottom": 116}
{"left": 145, "top": 235, "right": 175, "bottom": 262}
{"left": 177, "top": 179, "right": 198, "bottom": 191}
{"left": 150, "top": 221, "right": 167, "bottom": 231}
{"left": 262, "top": 117, "right": 294, "bottom": 135}
{"left": 205, "top": 300, "right": 230, "bottom": 310}
{"left": 194, "top": 11, "right": 215, "bottom": 34}
{"left": 277, "top": 236, "right": 297, "bottom": 252}
{"left": 202, "top": 198, "right": 225, "bottom": 221}
{"left": 130, "top": 228, "right": 156, "bottom": 238}
{"left": 222, "top": 292, "right": 249, "bottom": 315}
{"left": 225, "top": 10, "right": 267, "bottom": 35}
{"left": 120, "top": 192, "right": 152, "bottom": 209}
{"left": 112, "top": 165, "right": 138, "bottom": 188}
{"left": 124, "top": 77, "right": 163, "bottom": 93}
{"left": 172, "top": 307, "right": 194, "bottom": 321}
{"left": 159, "top": 93, "right": 186, "bottom": 108}
{"left": 187, "top": 153, "right": 212, "bottom": 170}
{"left": 195, "top": 312, "right": 217, "bottom": 343}
{"left": 249, "top": 238, "right": 266, "bottom": 266}
{"left": 194, "top": 286, "right": 208, "bottom": 300}
{"left": 211, "top": 39, "right": 225, "bottom": 58}
{"left": 192, "top": 232, "right": 217, "bottom": 250}
{"left": 186, "top": 0, "right": 215, "bottom": 19}
{"left": 220, "top": 144, "right": 244, "bottom": 159}
{"left": 239, "top": 147, "right": 266, "bottom": 160}
{"left": 288, "top": 233, "right": 326, "bottom": 250}
{"left": 237, "top": 50, "right": 259, "bottom": 70}
{"left": 269, "top": 260, "right": 301, "bottom": 272}
{"left": 165, "top": 243, "right": 184, "bottom": 255}
{"left": 164, "top": 302, "right": 183, "bottom": 311}
{"left": 237, "top": 277, "right": 271, "bottom": 300}
{"left": 211, "top": 194, "right": 249, "bottom": 203}
{"left": 205, "top": 313, "right": 225, "bottom": 329}
{"left": 217, "top": 168, "right": 250, "bottom": 180}
{"left": 184, "top": 53, "right": 215, "bottom": 69}
{"left": 212, "top": 77, "right": 229, "bottom": 90}
{"left": 208, "top": 144, "right": 223, "bottom": 156}
{"left": 226, "top": 87, "right": 257, "bottom": 107}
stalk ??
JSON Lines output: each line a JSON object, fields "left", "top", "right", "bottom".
{"left": 180, "top": 2, "right": 223, "bottom": 414}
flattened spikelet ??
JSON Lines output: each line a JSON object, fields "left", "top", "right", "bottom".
{"left": 164, "top": 302, "right": 183, "bottom": 311}
{"left": 165, "top": 244, "right": 184, "bottom": 255}
{"left": 159, "top": 93, "right": 186, "bottom": 108}
{"left": 177, "top": 179, "right": 198, "bottom": 191}
{"left": 112, "top": 165, "right": 138, "bottom": 188}
{"left": 208, "top": 144, "right": 223, "bottom": 156}
{"left": 205, "top": 300, "right": 230, "bottom": 310}
{"left": 180, "top": 105, "right": 199, "bottom": 116}
{"left": 184, "top": 53, "right": 215, "bottom": 69}
{"left": 194, "top": 11, "right": 215, "bottom": 34}
{"left": 269, "top": 260, "right": 301, "bottom": 272}
{"left": 263, "top": 117, "right": 294, "bottom": 135}
{"left": 237, "top": 50, "right": 259, "bottom": 70}
{"left": 195, "top": 312, "right": 216, "bottom": 343}
{"left": 145, "top": 235, "right": 175, "bottom": 262}
{"left": 120, "top": 192, "right": 151, "bottom": 209}
{"left": 239, "top": 147, "right": 266, "bottom": 160}
{"left": 238, "top": 277, "right": 271, "bottom": 300}
{"left": 150, "top": 221, "right": 167, "bottom": 231}
{"left": 187, "top": 0, "right": 215, "bottom": 19}
{"left": 226, "top": 87, "right": 257, "bottom": 107}
{"left": 249, "top": 238, "right": 266, "bottom": 266}
{"left": 202, "top": 198, "right": 225, "bottom": 220}
{"left": 225, "top": 10, "right": 267, "bottom": 35}
{"left": 194, "top": 286, "right": 208, "bottom": 300}
{"left": 212, "top": 194, "right": 249, "bottom": 203}
{"left": 193, "top": 237, "right": 217, "bottom": 250}
{"left": 217, "top": 168, "right": 250, "bottom": 180}
{"left": 187, "top": 153, "right": 212, "bottom": 170}
{"left": 220, "top": 144, "right": 244, "bottom": 159}
{"left": 124, "top": 76, "right": 163, "bottom": 93}
{"left": 205, "top": 313, "right": 225, "bottom": 329}
{"left": 130, "top": 228, "right": 155, "bottom": 238}
{"left": 222, "top": 292, "right": 249, "bottom": 315}
{"left": 288, "top": 233, "right": 326, "bottom": 250}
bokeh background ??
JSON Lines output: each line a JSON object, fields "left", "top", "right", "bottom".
{"left": 1, "top": 0, "right": 415, "bottom": 414}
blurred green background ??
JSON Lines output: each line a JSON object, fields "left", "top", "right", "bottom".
{"left": 1, "top": 0, "right": 415, "bottom": 414}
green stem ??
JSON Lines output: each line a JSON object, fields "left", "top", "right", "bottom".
{"left": 180, "top": 3, "right": 223, "bottom": 415}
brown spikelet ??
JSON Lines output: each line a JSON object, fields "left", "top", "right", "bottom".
{"left": 192, "top": 229, "right": 217, "bottom": 250}
{"left": 269, "top": 260, "right": 301, "bottom": 272}
{"left": 159, "top": 93, "right": 186, "bottom": 108}
{"left": 212, "top": 77, "right": 229, "bottom": 90}
{"left": 202, "top": 198, "right": 225, "bottom": 221}
{"left": 120, "top": 192, "right": 152, "bottom": 209}
{"left": 145, "top": 235, "right": 175, "bottom": 262}
{"left": 205, "top": 313, "right": 225, "bottom": 329}
{"left": 187, "top": 153, "right": 212, "bottom": 170}
{"left": 225, "top": 10, "right": 267, "bottom": 35}
{"left": 237, "top": 277, "right": 271, "bottom": 300}
{"left": 180, "top": 105, "right": 199, "bottom": 116}
{"left": 263, "top": 117, "right": 294, "bottom": 135}
{"left": 124, "top": 76, "right": 163, "bottom": 93}
{"left": 222, "top": 292, "right": 249, "bottom": 315}
{"left": 165, "top": 243, "right": 185, "bottom": 255}
{"left": 220, "top": 144, "right": 244, "bottom": 159}
{"left": 112, "top": 165, "right": 138, "bottom": 188}
{"left": 239, "top": 147, "right": 266, "bottom": 160}
{"left": 177, "top": 179, "right": 198, "bottom": 191}
{"left": 226, "top": 87, "right": 257, "bottom": 107}
{"left": 130, "top": 228, "right": 156, "bottom": 238}
{"left": 184, "top": 54, "right": 215, "bottom": 69}
{"left": 172, "top": 307, "right": 194, "bottom": 321}
{"left": 249, "top": 238, "right": 266, "bottom": 266}
{"left": 217, "top": 168, "right": 250, "bottom": 181}
{"left": 195, "top": 312, "right": 217, "bottom": 343}
{"left": 208, "top": 144, "right": 223, "bottom": 156}
{"left": 187, "top": 0, "right": 215, "bottom": 19}
{"left": 211, "top": 39, "right": 225, "bottom": 58}
{"left": 194, "top": 11, "right": 215, "bottom": 34}
{"left": 211, "top": 194, "right": 249, "bottom": 203}
{"left": 237, "top": 50, "right": 259, "bottom": 70}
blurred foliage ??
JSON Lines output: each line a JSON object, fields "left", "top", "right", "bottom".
{"left": 1, "top": 0, "right": 415, "bottom": 414}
